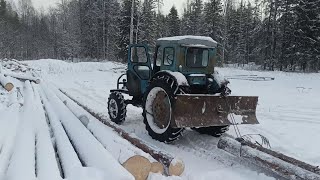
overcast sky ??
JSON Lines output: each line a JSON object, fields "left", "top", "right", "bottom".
{"left": 30, "top": 0, "right": 186, "bottom": 15}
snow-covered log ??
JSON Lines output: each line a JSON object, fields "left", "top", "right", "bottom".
{"left": 54, "top": 88, "right": 165, "bottom": 179}
{"left": 38, "top": 87, "right": 82, "bottom": 178}
{"left": 218, "top": 137, "right": 320, "bottom": 180}
{"left": 0, "top": 105, "right": 20, "bottom": 180}
{"left": 6, "top": 81, "right": 36, "bottom": 180}
{"left": 59, "top": 89, "right": 185, "bottom": 176}
{"left": 42, "top": 85, "right": 134, "bottom": 180}
{"left": 31, "top": 84, "right": 62, "bottom": 180}
{"left": 0, "top": 74, "right": 14, "bottom": 91}
{"left": 4, "top": 72, "right": 40, "bottom": 84}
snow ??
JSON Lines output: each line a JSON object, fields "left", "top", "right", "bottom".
{"left": 6, "top": 81, "right": 36, "bottom": 180}
{"left": 1, "top": 59, "right": 320, "bottom": 180}
{"left": 41, "top": 84, "right": 134, "bottom": 180}
{"left": 212, "top": 70, "right": 229, "bottom": 87}
{"left": 164, "top": 71, "right": 189, "bottom": 86}
{"left": 53, "top": 87, "right": 158, "bottom": 164}
{"left": 157, "top": 36, "right": 218, "bottom": 47}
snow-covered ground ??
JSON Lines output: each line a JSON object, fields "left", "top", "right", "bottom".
{"left": 1, "top": 59, "right": 319, "bottom": 180}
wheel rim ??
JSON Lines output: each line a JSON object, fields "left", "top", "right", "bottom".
{"left": 145, "top": 87, "right": 171, "bottom": 134}
{"left": 109, "top": 99, "right": 118, "bottom": 119}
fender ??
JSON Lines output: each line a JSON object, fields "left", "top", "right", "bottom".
{"left": 151, "top": 71, "right": 189, "bottom": 87}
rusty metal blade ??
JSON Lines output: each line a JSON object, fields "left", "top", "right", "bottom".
{"left": 171, "top": 95, "right": 259, "bottom": 128}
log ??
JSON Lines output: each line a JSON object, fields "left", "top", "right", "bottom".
{"left": 59, "top": 89, "right": 185, "bottom": 176}
{"left": 122, "top": 155, "right": 152, "bottom": 180}
{"left": 218, "top": 137, "right": 320, "bottom": 180}
{"left": 0, "top": 74, "right": 14, "bottom": 91}
{"left": 168, "top": 158, "right": 185, "bottom": 176}
{"left": 4, "top": 72, "right": 40, "bottom": 84}
{"left": 42, "top": 86, "right": 135, "bottom": 180}
{"left": 236, "top": 138, "right": 320, "bottom": 175}
{"left": 151, "top": 162, "right": 164, "bottom": 174}
{"left": 56, "top": 89, "right": 167, "bottom": 178}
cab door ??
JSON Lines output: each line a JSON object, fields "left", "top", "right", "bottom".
{"left": 127, "top": 44, "right": 152, "bottom": 97}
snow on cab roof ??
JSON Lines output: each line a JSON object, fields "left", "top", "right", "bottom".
{"left": 157, "top": 36, "right": 218, "bottom": 48}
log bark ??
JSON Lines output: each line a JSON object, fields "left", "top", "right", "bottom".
{"left": 0, "top": 74, "right": 14, "bottom": 91}
{"left": 4, "top": 72, "right": 40, "bottom": 84}
{"left": 59, "top": 89, "right": 185, "bottom": 176}
{"left": 218, "top": 137, "right": 320, "bottom": 180}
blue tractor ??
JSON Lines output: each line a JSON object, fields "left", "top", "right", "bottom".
{"left": 108, "top": 36, "right": 258, "bottom": 143}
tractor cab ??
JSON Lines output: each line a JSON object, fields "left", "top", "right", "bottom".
{"left": 126, "top": 36, "right": 219, "bottom": 98}
{"left": 153, "top": 36, "right": 217, "bottom": 76}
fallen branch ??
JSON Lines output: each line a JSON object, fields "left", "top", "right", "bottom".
{"left": 0, "top": 74, "right": 14, "bottom": 91}
{"left": 59, "top": 89, "right": 185, "bottom": 176}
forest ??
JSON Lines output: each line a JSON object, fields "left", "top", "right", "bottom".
{"left": 0, "top": 0, "right": 319, "bottom": 72}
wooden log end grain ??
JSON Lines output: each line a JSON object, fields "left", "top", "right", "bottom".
{"left": 122, "top": 155, "right": 151, "bottom": 180}
{"left": 169, "top": 158, "right": 185, "bottom": 176}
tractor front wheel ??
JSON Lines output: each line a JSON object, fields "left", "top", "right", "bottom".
{"left": 108, "top": 92, "right": 127, "bottom": 124}
{"left": 143, "top": 75, "right": 184, "bottom": 143}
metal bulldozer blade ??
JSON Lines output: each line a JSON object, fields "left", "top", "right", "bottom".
{"left": 171, "top": 95, "right": 259, "bottom": 128}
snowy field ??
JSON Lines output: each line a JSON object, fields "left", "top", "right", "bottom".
{"left": 1, "top": 59, "right": 319, "bottom": 180}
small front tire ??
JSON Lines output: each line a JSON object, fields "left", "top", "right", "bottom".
{"left": 108, "top": 92, "right": 127, "bottom": 124}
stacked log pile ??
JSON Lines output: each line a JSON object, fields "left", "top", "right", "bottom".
{"left": 0, "top": 59, "right": 41, "bottom": 92}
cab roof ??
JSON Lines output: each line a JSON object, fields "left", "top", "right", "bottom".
{"left": 156, "top": 36, "right": 218, "bottom": 48}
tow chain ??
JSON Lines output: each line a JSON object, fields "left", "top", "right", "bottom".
{"left": 221, "top": 86, "right": 242, "bottom": 138}
{"left": 221, "top": 86, "right": 271, "bottom": 149}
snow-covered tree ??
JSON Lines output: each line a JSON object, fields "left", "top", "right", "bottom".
{"left": 167, "top": 6, "right": 180, "bottom": 36}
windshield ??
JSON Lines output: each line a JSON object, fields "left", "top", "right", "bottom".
{"left": 186, "top": 47, "right": 209, "bottom": 68}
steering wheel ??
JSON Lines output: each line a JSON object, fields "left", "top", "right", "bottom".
{"left": 165, "top": 54, "right": 173, "bottom": 65}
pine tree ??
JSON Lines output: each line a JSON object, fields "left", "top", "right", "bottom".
{"left": 189, "top": 0, "right": 203, "bottom": 35}
{"left": 138, "top": 0, "right": 157, "bottom": 46}
{"left": 117, "top": 0, "right": 139, "bottom": 62}
{"left": 202, "top": 0, "right": 223, "bottom": 42}
{"left": 181, "top": 4, "right": 193, "bottom": 35}
{"left": 278, "top": 0, "right": 298, "bottom": 71}
{"left": 294, "top": 0, "right": 320, "bottom": 71}
{"left": 167, "top": 6, "right": 180, "bottom": 36}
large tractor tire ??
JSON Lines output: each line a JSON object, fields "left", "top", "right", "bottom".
{"left": 108, "top": 92, "right": 127, "bottom": 124}
{"left": 143, "top": 75, "right": 184, "bottom": 143}
{"left": 192, "top": 126, "right": 229, "bottom": 137}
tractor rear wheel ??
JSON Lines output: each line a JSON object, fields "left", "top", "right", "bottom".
{"left": 192, "top": 126, "right": 229, "bottom": 137}
{"left": 108, "top": 92, "right": 127, "bottom": 124}
{"left": 143, "top": 75, "right": 184, "bottom": 143}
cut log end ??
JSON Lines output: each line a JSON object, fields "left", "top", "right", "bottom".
{"left": 4, "top": 83, "right": 14, "bottom": 91}
{"left": 122, "top": 155, "right": 151, "bottom": 180}
{"left": 150, "top": 162, "right": 164, "bottom": 174}
{"left": 169, "top": 158, "right": 185, "bottom": 176}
